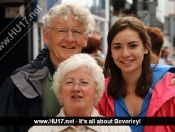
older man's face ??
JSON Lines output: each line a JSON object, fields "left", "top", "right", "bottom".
{"left": 43, "top": 13, "right": 88, "bottom": 66}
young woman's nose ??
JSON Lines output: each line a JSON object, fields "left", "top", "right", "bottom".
{"left": 121, "top": 47, "right": 131, "bottom": 57}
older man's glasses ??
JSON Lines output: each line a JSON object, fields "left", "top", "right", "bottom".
{"left": 46, "top": 27, "right": 85, "bottom": 37}
{"left": 62, "top": 80, "right": 93, "bottom": 88}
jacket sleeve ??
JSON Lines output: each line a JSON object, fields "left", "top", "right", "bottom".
{"left": 0, "top": 77, "right": 26, "bottom": 116}
{"left": 0, "top": 77, "right": 31, "bottom": 132}
{"left": 144, "top": 72, "right": 175, "bottom": 132}
{"left": 167, "top": 98, "right": 175, "bottom": 132}
{"left": 144, "top": 97, "right": 175, "bottom": 132}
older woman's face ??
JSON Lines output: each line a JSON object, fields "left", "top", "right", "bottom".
{"left": 60, "top": 66, "right": 97, "bottom": 114}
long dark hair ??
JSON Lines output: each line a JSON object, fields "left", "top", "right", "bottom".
{"left": 104, "top": 16, "right": 153, "bottom": 99}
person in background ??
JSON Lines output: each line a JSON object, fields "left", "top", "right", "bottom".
{"left": 28, "top": 53, "right": 131, "bottom": 132}
{"left": 0, "top": 3, "right": 95, "bottom": 132}
{"left": 145, "top": 26, "right": 164, "bottom": 64}
{"left": 97, "top": 16, "right": 175, "bottom": 132}
{"left": 82, "top": 32, "right": 105, "bottom": 68}
{"left": 172, "top": 47, "right": 175, "bottom": 65}
{"left": 159, "top": 46, "right": 173, "bottom": 65}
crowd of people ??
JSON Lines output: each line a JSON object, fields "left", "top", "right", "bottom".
{"left": 0, "top": 2, "right": 175, "bottom": 132}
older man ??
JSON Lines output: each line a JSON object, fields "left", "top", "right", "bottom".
{"left": 0, "top": 3, "right": 95, "bottom": 132}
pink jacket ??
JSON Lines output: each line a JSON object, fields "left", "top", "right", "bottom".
{"left": 96, "top": 77, "right": 114, "bottom": 116}
{"left": 96, "top": 72, "right": 175, "bottom": 132}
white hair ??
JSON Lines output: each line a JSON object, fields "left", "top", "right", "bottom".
{"left": 43, "top": 3, "right": 96, "bottom": 34}
{"left": 52, "top": 53, "right": 104, "bottom": 106}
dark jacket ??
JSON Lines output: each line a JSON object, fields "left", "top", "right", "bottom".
{"left": 0, "top": 47, "right": 54, "bottom": 132}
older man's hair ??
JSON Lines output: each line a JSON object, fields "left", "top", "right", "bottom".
{"left": 43, "top": 3, "right": 96, "bottom": 34}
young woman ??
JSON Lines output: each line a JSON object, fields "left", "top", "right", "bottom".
{"left": 97, "top": 16, "right": 175, "bottom": 132}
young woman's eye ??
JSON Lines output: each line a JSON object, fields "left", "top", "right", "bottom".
{"left": 130, "top": 44, "right": 137, "bottom": 48}
{"left": 114, "top": 46, "right": 121, "bottom": 49}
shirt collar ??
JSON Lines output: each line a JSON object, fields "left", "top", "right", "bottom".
{"left": 51, "top": 107, "right": 102, "bottom": 131}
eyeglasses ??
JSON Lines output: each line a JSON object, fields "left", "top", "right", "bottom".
{"left": 62, "top": 80, "right": 93, "bottom": 88}
{"left": 46, "top": 27, "right": 85, "bottom": 37}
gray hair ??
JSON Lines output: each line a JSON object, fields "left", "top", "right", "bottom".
{"left": 52, "top": 53, "right": 104, "bottom": 106}
{"left": 43, "top": 3, "right": 96, "bottom": 34}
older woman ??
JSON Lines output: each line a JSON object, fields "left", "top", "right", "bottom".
{"left": 28, "top": 53, "right": 131, "bottom": 132}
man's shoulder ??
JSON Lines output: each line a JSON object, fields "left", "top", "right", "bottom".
{"left": 0, "top": 48, "right": 49, "bottom": 95}
{"left": 12, "top": 47, "right": 49, "bottom": 75}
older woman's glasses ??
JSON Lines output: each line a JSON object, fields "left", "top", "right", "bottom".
{"left": 46, "top": 27, "right": 85, "bottom": 37}
{"left": 62, "top": 80, "right": 93, "bottom": 88}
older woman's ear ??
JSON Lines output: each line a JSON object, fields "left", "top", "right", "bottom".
{"left": 170, "top": 75, "right": 175, "bottom": 85}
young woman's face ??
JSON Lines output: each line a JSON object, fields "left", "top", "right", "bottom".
{"left": 111, "top": 28, "right": 148, "bottom": 74}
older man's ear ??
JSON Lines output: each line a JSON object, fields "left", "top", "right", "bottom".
{"left": 170, "top": 75, "right": 175, "bottom": 85}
